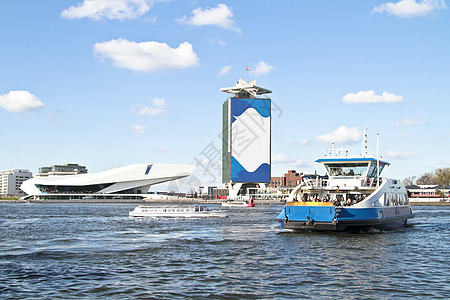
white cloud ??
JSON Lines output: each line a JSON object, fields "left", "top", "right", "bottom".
{"left": 394, "top": 118, "right": 425, "bottom": 126}
{"left": 61, "top": 0, "right": 155, "bottom": 20}
{"left": 219, "top": 65, "right": 231, "bottom": 75}
{"left": 0, "top": 90, "right": 45, "bottom": 113}
{"left": 151, "top": 147, "right": 168, "bottom": 152}
{"left": 342, "top": 90, "right": 403, "bottom": 104}
{"left": 372, "top": 0, "right": 446, "bottom": 18}
{"left": 315, "top": 126, "right": 363, "bottom": 145}
{"left": 250, "top": 61, "right": 274, "bottom": 76}
{"left": 290, "top": 160, "right": 308, "bottom": 168}
{"left": 296, "top": 139, "right": 311, "bottom": 145}
{"left": 208, "top": 38, "right": 226, "bottom": 46}
{"left": 131, "top": 124, "right": 146, "bottom": 134}
{"left": 272, "top": 153, "right": 293, "bottom": 164}
{"left": 137, "top": 98, "right": 166, "bottom": 116}
{"left": 437, "top": 160, "right": 450, "bottom": 167}
{"left": 177, "top": 4, "right": 241, "bottom": 33}
{"left": 385, "top": 150, "right": 415, "bottom": 159}
{"left": 271, "top": 154, "right": 308, "bottom": 168}
{"left": 93, "top": 38, "right": 199, "bottom": 72}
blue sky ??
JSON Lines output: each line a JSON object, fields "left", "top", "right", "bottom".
{"left": 1, "top": 0, "right": 449, "bottom": 189}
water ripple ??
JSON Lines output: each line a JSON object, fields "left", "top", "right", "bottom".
{"left": 0, "top": 204, "right": 449, "bottom": 298}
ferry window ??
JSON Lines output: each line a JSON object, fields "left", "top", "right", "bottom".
{"left": 390, "top": 194, "right": 395, "bottom": 206}
{"left": 368, "top": 162, "right": 386, "bottom": 178}
{"left": 326, "top": 163, "right": 368, "bottom": 177}
{"left": 384, "top": 193, "right": 390, "bottom": 206}
{"left": 374, "top": 195, "right": 383, "bottom": 207}
{"left": 368, "top": 163, "right": 377, "bottom": 178}
{"left": 400, "top": 193, "right": 407, "bottom": 205}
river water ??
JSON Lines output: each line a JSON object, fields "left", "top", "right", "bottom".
{"left": 0, "top": 203, "right": 448, "bottom": 299}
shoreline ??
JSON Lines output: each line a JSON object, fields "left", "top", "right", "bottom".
{"left": 0, "top": 198, "right": 448, "bottom": 206}
{"left": 0, "top": 198, "right": 286, "bottom": 205}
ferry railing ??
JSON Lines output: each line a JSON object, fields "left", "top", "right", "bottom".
{"left": 361, "top": 177, "right": 385, "bottom": 187}
{"left": 302, "top": 176, "right": 385, "bottom": 188}
{"left": 303, "top": 177, "right": 329, "bottom": 188}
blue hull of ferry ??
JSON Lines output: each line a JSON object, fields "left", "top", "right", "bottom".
{"left": 277, "top": 205, "right": 414, "bottom": 231}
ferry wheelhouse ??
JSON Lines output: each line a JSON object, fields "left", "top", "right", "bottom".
{"left": 277, "top": 147, "right": 414, "bottom": 231}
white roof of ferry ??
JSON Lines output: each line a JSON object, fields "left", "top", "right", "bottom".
{"left": 315, "top": 157, "right": 390, "bottom": 165}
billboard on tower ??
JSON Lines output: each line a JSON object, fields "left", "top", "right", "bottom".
{"left": 222, "top": 97, "right": 271, "bottom": 183}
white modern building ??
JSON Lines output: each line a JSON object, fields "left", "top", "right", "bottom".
{"left": 20, "top": 163, "right": 196, "bottom": 200}
{"left": 0, "top": 169, "right": 33, "bottom": 197}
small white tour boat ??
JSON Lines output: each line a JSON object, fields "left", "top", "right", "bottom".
{"left": 129, "top": 205, "right": 228, "bottom": 218}
{"left": 221, "top": 196, "right": 255, "bottom": 208}
{"left": 221, "top": 200, "right": 255, "bottom": 208}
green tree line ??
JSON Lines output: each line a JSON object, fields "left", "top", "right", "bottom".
{"left": 403, "top": 167, "right": 450, "bottom": 186}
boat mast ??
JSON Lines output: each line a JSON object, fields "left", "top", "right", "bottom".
{"left": 362, "top": 125, "right": 368, "bottom": 158}
{"left": 377, "top": 133, "right": 380, "bottom": 186}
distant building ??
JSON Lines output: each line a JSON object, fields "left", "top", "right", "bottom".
{"left": 35, "top": 163, "right": 88, "bottom": 177}
{"left": 0, "top": 169, "right": 32, "bottom": 197}
{"left": 213, "top": 187, "right": 229, "bottom": 199}
{"left": 406, "top": 185, "right": 450, "bottom": 202}
{"left": 269, "top": 170, "right": 303, "bottom": 188}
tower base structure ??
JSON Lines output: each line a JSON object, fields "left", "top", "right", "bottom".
{"left": 226, "top": 182, "right": 267, "bottom": 200}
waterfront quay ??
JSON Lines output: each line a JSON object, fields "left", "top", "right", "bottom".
{"left": 1, "top": 195, "right": 286, "bottom": 205}
{"left": 1, "top": 196, "right": 446, "bottom": 206}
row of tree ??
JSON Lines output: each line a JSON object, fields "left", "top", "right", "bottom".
{"left": 403, "top": 168, "right": 450, "bottom": 186}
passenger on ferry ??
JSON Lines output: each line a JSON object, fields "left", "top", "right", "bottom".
{"left": 331, "top": 196, "right": 338, "bottom": 206}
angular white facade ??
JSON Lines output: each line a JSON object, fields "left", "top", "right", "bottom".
{"left": 20, "top": 163, "right": 196, "bottom": 196}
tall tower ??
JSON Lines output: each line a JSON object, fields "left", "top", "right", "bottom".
{"left": 220, "top": 79, "right": 272, "bottom": 199}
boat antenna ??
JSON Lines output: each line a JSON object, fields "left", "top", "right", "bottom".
{"left": 377, "top": 133, "right": 380, "bottom": 187}
{"left": 362, "top": 125, "right": 368, "bottom": 158}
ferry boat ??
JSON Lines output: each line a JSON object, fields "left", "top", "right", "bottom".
{"left": 129, "top": 205, "right": 228, "bottom": 218}
{"left": 276, "top": 143, "right": 414, "bottom": 231}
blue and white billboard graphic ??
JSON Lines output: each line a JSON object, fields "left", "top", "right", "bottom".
{"left": 230, "top": 98, "right": 270, "bottom": 183}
